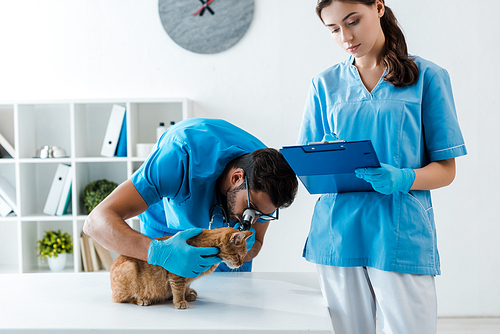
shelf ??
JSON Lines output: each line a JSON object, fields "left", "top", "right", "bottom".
{"left": 17, "top": 104, "right": 72, "bottom": 159}
{"left": 13, "top": 215, "right": 74, "bottom": 221}
{"left": 0, "top": 98, "right": 190, "bottom": 274}
{"left": 0, "top": 265, "right": 19, "bottom": 274}
{"left": 18, "top": 158, "right": 72, "bottom": 164}
{"left": 19, "top": 162, "right": 64, "bottom": 216}
{"left": 74, "top": 157, "right": 129, "bottom": 163}
{"left": 74, "top": 102, "right": 126, "bottom": 158}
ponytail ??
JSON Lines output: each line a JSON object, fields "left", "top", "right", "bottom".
{"left": 316, "top": 0, "right": 419, "bottom": 87}
{"left": 380, "top": 5, "right": 419, "bottom": 86}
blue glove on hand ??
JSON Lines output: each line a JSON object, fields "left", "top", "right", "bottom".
{"left": 233, "top": 223, "right": 255, "bottom": 252}
{"left": 147, "top": 228, "right": 221, "bottom": 278}
{"left": 355, "top": 163, "right": 416, "bottom": 195}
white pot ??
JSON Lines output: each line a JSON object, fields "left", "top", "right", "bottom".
{"left": 48, "top": 253, "right": 67, "bottom": 272}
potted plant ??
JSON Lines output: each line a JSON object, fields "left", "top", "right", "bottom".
{"left": 37, "top": 229, "right": 73, "bottom": 272}
{"left": 81, "top": 179, "right": 118, "bottom": 214}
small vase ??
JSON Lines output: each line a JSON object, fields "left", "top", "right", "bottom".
{"left": 48, "top": 253, "right": 67, "bottom": 272}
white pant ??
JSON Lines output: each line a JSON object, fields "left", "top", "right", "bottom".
{"left": 317, "top": 265, "right": 437, "bottom": 334}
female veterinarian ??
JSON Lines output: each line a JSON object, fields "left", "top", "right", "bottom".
{"left": 297, "top": 1, "right": 467, "bottom": 333}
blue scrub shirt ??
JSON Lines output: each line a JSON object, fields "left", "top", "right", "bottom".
{"left": 297, "top": 56, "right": 467, "bottom": 275}
{"left": 131, "top": 118, "right": 266, "bottom": 271}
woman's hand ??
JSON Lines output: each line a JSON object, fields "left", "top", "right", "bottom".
{"left": 355, "top": 163, "right": 415, "bottom": 195}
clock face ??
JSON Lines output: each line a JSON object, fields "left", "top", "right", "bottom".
{"left": 158, "top": 0, "right": 254, "bottom": 54}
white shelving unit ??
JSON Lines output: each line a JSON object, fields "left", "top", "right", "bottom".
{"left": 0, "top": 98, "right": 191, "bottom": 274}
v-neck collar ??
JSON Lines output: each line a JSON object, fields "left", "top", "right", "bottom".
{"left": 348, "top": 55, "right": 387, "bottom": 96}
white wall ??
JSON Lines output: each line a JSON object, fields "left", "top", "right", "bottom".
{"left": 0, "top": 0, "right": 497, "bottom": 317}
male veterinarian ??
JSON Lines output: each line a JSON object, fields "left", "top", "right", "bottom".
{"left": 84, "top": 118, "right": 298, "bottom": 277}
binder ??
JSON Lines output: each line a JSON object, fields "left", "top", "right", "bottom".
{"left": 43, "top": 164, "right": 71, "bottom": 215}
{"left": 0, "top": 132, "right": 15, "bottom": 158}
{"left": 115, "top": 111, "right": 127, "bottom": 157}
{"left": 280, "top": 140, "right": 380, "bottom": 194}
{"left": 0, "top": 195, "right": 13, "bottom": 217}
{"left": 101, "top": 105, "right": 126, "bottom": 157}
{"left": 55, "top": 166, "right": 72, "bottom": 216}
{"left": 0, "top": 175, "right": 18, "bottom": 215}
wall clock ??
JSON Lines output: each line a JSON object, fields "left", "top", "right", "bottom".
{"left": 158, "top": 0, "right": 254, "bottom": 54}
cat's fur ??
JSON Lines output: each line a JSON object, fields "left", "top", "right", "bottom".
{"left": 110, "top": 227, "right": 252, "bottom": 309}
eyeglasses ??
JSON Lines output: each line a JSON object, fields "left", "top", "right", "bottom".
{"left": 244, "top": 175, "right": 279, "bottom": 222}
{"left": 208, "top": 174, "right": 279, "bottom": 231}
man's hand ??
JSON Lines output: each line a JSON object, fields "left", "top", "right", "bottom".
{"left": 147, "top": 228, "right": 221, "bottom": 278}
{"left": 355, "top": 163, "right": 416, "bottom": 195}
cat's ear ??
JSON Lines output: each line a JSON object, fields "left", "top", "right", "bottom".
{"left": 243, "top": 230, "right": 253, "bottom": 240}
{"left": 230, "top": 232, "right": 247, "bottom": 245}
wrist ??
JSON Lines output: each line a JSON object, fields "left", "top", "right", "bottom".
{"left": 399, "top": 168, "right": 416, "bottom": 193}
{"left": 146, "top": 239, "right": 159, "bottom": 265}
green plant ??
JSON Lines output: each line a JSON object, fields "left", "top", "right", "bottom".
{"left": 82, "top": 179, "right": 118, "bottom": 213}
{"left": 37, "top": 229, "right": 73, "bottom": 259}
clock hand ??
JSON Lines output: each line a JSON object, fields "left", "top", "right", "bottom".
{"left": 199, "top": 0, "right": 206, "bottom": 16}
{"left": 193, "top": 0, "right": 214, "bottom": 17}
{"left": 204, "top": 0, "right": 214, "bottom": 15}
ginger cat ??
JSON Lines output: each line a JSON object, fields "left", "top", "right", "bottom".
{"left": 110, "top": 227, "right": 252, "bottom": 309}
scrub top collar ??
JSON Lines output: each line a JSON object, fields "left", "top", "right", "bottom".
{"left": 348, "top": 55, "right": 388, "bottom": 97}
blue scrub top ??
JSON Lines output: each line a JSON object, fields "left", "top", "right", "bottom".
{"left": 131, "top": 118, "right": 266, "bottom": 237}
{"left": 297, "top": 56, "right": 467, "bottom": 275}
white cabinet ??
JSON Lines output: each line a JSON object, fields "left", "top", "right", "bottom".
{"left": 0, "top": 98, "right": 190, "bottom": 273}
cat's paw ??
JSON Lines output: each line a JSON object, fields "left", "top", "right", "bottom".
{"left": 174, "top": 300, "right": 189, "bottom": 309}
{"left": 135, "top": 299, "right": 152, "bottom": 306}
{"left": 186, "top": 288, "right": 197, "bottom": 302}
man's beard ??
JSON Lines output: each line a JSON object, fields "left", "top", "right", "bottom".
{"left": 226, "top": 182, "right": 246, "bottom": 223}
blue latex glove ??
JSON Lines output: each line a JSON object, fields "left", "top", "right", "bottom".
{"left": 355, "top": 163, "right": 416, "bottom": 195}
{"left": 147, "top": 228, "right": 221, "bottom": 278}
{"left": 233, "top": 223, "right": 255, "bottom": 252}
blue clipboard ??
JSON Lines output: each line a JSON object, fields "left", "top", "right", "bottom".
{"left": 280, "top": 140, "right": 380, "bottom": 194}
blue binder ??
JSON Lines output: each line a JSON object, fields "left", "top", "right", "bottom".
{"left": 280, "top": 140, "right": 380, "bottom": 194}
{"left": 115, "top": 111, "right": 127, "bottom": 157}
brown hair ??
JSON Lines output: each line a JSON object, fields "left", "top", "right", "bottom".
{"left": 316, "top": 0, "right": 419, "bottom": 87}
{"left": 228, "top": 148, "right": 298, "bottom": 209}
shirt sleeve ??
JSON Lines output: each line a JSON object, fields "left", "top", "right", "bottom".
{"left": 297, "top": 80, "right": 328, "bottom": 145}
{"left": 130, "top": 140, "right": 188, "bottom": 207}
{"left": 421, "top": 68, "right": 467, "bottom": 161}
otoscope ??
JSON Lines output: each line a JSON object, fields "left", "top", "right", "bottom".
{"left": 238, "top": 208, "right": 255, "bottom": 231}
{"left": 236, "top": 168, "right": 256, "bottom": 231}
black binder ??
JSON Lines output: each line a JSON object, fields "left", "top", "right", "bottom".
{"left": 280, "top": 140, "right": 380, "bottom": 194}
